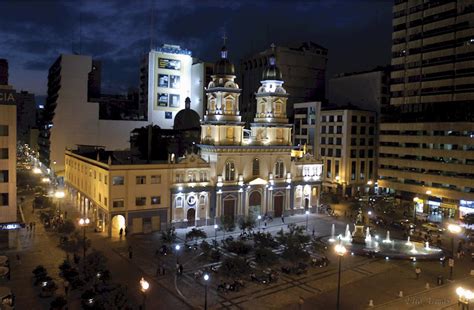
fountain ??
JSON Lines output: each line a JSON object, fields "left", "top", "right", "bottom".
{"left": 352, "top": 208, "right": 366, "bottom": 244}
{"left": 365, "top": 227, "right": 372, "bottom": 247}
{"left": 425, "top": 242, "right": 430, "bottom": 250}
{"left": 383, "top": 231, "right": 391, "bottom": 243}
{"left": 405, "top": 236, "right": 412, "bottom": 246}
{"left": 329, "top": 224, "right": 336, "bottom": 243}
{"left": 343, "top": 224, "right": 352, "bottom": 242}
{"left": 410, "top": 243, "right": 418, "bottom": 254}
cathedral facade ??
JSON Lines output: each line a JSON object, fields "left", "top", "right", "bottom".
{"left": 171, "top": 44, "right": 323, "bottom": 226}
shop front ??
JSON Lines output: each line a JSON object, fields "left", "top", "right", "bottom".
{"left": 459, "top": 200, "right": 474, "bottom": 218}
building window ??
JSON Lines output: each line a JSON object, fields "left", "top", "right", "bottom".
{"left": 350, "top": 150, "right": 357, "bottom": 158}
{"left": 361, "top": 116, "right": 366, "bottom": 123}
{"left": 328, "top": 137, "right": 333, "bottom": 145}
{"left": 104, "top": 176, "right": 108, "bottom": 185}
{"left": 368, "top": 138, "right": 374, "bottom": 146}
{"left": 188, "top": 171, "right": 197, "bottom": 182}
{"left": 112, "top": 199, "right": 124, "bottom": 208}
{"left": 321, "top": 148, "right": 326, "bottom": 156}
{"left": 335, "top": 160, "right": 339, "bottom": 177}
{"left": 0, "top": 193, "right": 8, "bottom": 206}
{"left": 336, "top": 126, "right": 342, "bottom": 134}
{"left": 369, "top": 127, "right": 374, "bottom": 135}
{"left": 99, "top": 174, "right": 102, "bottom": 182}
{"left": 328, "top": 148, "right": 333, "bottom": 157}
{"left": 112, "top": 176, "right": 124, "bottom": 185}
{"left": 352, "top": 115, "right": 357, "bottom": 122}
{"left": 136, "top": 197, "right": 146, "bottom": 206}
{"left": 93, "top": 171, "right": 96, "bottom": 179}
{"left": 322, "top": 116, "right": 326, "bottom": 122}
{"left": 0, "top": 125, "right": 8, "bottom": 136}
{"left": 176, "top": 196, "right": 183, "bottom": 208}
{"left": 252, "top": 158, "right": 260, "bottom": 176}
{"left": 151, "top": 175, "right": 161, "bottom": 184}
{"left": 136, "top": 176, "right": 146, "bottom": 185}
{"left": 335, "top": 149, "right": 341, "bottom": 157}
{"left": 360, "top": 138, "right": 365, "bottom": 146}
{"left": 329, "top": 116, "right": 334, "bottom": 122}
{"left": 359, "top": 150, "right": 365, "bottom": 158}
{"left": 0, "top": 171, "right": 8, "bottom": 183}
{"left": 336, "top": 138, "right": 341, "bottom": 145}
{"left": 360, "top": 126, "right": 366, "bottom": 135}
{"left": 0, "top": 148, "right": 8, "bottom": 159}
{"left": 321, "top": 137, "right": 326, "bottom": 145}
{"left": 151, "top": 196, "right": 161, "bottom": 205}
{"left": 369, "top": 161, "right": 373, "bottom": 179}
{"left": 176, "top": 173, "right": 184, "bottom": 183}
{"left": 328, "top": 126, "right": 334, "bottom": 134}
{"left": 360, "top": 161, "right": 366, "bottom": 180}
{"left": 275, "top": 161, "right": 285, "bottom": 178}
{"left": 104, "top": 197, "right": 108, "bottom": 206}
{"left": 337, "top": 115, "right": 342, "bottom": 122}
{"left": 351, "top": 126, "right": 357, "bottom": 134}
{"left": 351, "top": 162, "right": 356, "bottom": 180}
{"left": 368, "top": 150, "right": 374, "bottom": 158}
{"left": 326, "top": 159, "right": 332, "bottom": 178}
{"left": 351, "top": 138, "right": 357, "bottom": 146}
{"left": 199, "top": 171, "right": 208, "bottom": 181}
{"left": 321, "top": 126, "right": 326, "bottom": 134}
{"left": 225, "top": 161, "right": 235, "bottom": 181}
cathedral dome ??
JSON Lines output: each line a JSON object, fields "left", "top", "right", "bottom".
{"left": 262, "top": 53, "right": 282, "bottom": 81}
{"left": 174, "top": 97, "right": 201, "bottom": 130}
{"left": 214, "top": 45, "right": 235, "bottom": 75}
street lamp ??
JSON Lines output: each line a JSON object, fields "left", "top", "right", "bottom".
{"left": 412, "top": 197, "right": 419, "bottom": 223}
{"left": 203, "top": 273, "right": 210, "bottom": 310}
{"left": 447, "top": 223, "right": 462, "bottom": 280}
{"left": 214, "top": 224, "right": 218, "bottom": 241}
{"left": 426, "top": 190, "right": 432, "bottom": 195}
{"left": 55, "top": 190, "right": 65, "bottom": 214}
{"left": 32, "top": 167, "right": 41, "bottom": 174}
{"left": 78, "top": 217, "right": 90, "bottom": 262}
{"left": 257, "top": 215, "right": 262, "bottom": 230}
{"left": 456, "top": 287, "right": 474, "bottom": 310}
{"left": 175, "top": 244, "right": 181, "bottom": 263}
{"left": 140, "top": 277, "right": 150, "bottom": 310}
{"left": 305, "top": 210, "right": 310, "bottom": 232}
{"left": 335, "top": 244, "right": 347, "bottom": 310}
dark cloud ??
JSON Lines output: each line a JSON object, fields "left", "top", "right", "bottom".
{"left": 1, "top": 0, "right": 393, "bottom": 96}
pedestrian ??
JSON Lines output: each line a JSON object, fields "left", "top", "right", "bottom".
{"left": 16, "top": 254, "right": 21, "bottom": 265}
{"left": 125, "top": 226, "right": 128, "bottom": 236}
{"left": 29, "top": 222, "right": 33, "bottom": 231}
{"left": 156, "top": 266, "right": 161, "bottom": 277}
{"left": 281, "top": 215, "right": 285, "bottom": 224}
{"left": 179, "top": 264, "right": 183, "bottom": 275}
{"left": 176, "top": 263, "right": 180, "bottom": 275}
{"left": 64, "top": 211, "right": 68, "bottom": 219}
{"left": 33, "top": 221, "right": 36, "bottom": 230}
{"left": 119, "top": 228, "right": 123, "bottom": 238}
{"left": 415, "top": 267, "right": 421, "bottom": 279}
{"left": 64, "top": 280, "right": 70, "bottom": 296}
{"left": 128, "top": 246, "right": 133, "bottom": 259}
{"left": 312, "top": 227, "right": 315, "bottom": 237}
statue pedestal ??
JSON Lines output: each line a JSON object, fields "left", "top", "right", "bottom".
{"left": 352, "top": 224, "right": 365, "bottom": 244}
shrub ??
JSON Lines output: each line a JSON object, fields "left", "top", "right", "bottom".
{"left": 225, "top": 240, "right": 252, "bottom": 255}
{"left": 255, "top": 248, "right": 278, "bottom": 267}
{"left": 220, "top": 257, "right": 250, "bottom": 278}
{"left": 186, "top": 228, "right": 207, "bottom": 241}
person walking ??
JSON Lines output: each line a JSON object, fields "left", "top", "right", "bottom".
{"left": 16, "top": 254, "right": 21, "bottom": 265}
{"left": 176, "top": 263, "right": 180, "bottom": 275}
{"left": 128, "top": 246, "right": 133, "bottom": 259}
{"left": 415, "top": 267, "right": 421, "bottom": 279}
{"left": 125, "top": 226, "right": 129, "bottom": 236}
{"left": 64, "top": 280, "right": 70, "bottom": 296}
{"left": 119, "top": 228, "right": 123, "bottom": 239}
{"left": 281, "top": 216, "right": 285, "bottom": 224}
{"left": 179, "top": 264, "right": 183, "bottom": 275}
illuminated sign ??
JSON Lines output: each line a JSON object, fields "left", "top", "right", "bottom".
{"left": 158, "top": 58, "right": 181, "bottom": 70}
{"left": 0, "top": 222, "right": 23, "bottom": 230}
{"left": 0, "top": 91, "right": 15, "bottom": 104}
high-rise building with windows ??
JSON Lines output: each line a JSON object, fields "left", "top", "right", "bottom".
{"left": 378, "top": 0, "right": 474, "bottom": 219}
{"left": 0, "top": 85, "right": 18, "bottom": 247}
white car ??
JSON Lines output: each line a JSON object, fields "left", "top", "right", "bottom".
{"left": 422, "top": 222, "right": 445, "bottom": 233}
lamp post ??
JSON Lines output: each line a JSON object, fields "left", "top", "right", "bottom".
{"left": 175, "top": 244, "right": 181, "bottom": 264}
{"left": 140, "top": 277, "right": 150, "bottom": 310}
{"left": 305, "top": 210, "right": 310, "bottom": 233}
{"left": 456, "top": 287, "right": 473, "bottom": 310}
{"left": 257, "top": 215, "right": 262, "bottom": 230}
{"left": 214, "top": 224, "right": 218, "bottom": 241}
{"left": 335, "top": 244, "right": 347, "bottom": 310}
{"left": 447, "top": 223, "right": 461, "bottom": 280}
{"left": 412, "top": 197, "right": 419, "bottom": 224}
{"left": 203, "top": 273, "right": 210, "bottom": 310}
{"left": 78, "top": 217, "right": 90, "bottom": 262}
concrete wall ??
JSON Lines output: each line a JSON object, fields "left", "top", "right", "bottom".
{"left": 0, "top": 103, "right": 17, "bottom": 223}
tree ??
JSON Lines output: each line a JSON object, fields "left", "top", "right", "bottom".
{"left": 220, "top": 215, "right": 235, "bottom": 237}
{"left": 276, "top": 224, "right": 310, "bottom": 263}
{"left": 161, "top": 227, "right": 177, "bottom": 244}
{"left": 58, "top": 219, "right": 76, "bottom": 236}
{"left": 253, "top": 232, "right": 279, "bottom": 249}
{"left": 255, "top": 248, "right": 278, "bottom": 267}
{"left": 83, "top": 250, "right": 108, "bottom": 282}
{"left": 220, "top": 257, "right": 250, "bottom": 278}
{"left": 238, "top": 216, "right": 256, "bottom": 232}
{"left": 225, "top": 240, "right": 252, "bottom": 256}
{"left": 50, "top": 296, "right": 68, "bottom": 310}
{"left": 185, "top": 228, "right": 207, "bottom": 241}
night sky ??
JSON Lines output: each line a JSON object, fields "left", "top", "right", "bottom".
{"left": 0, "top": 0, "right": 393, "bottom": 99}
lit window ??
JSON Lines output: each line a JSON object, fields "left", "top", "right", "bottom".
{"left": 225, "top": 161, "right": 235, "bottom": 181}
{"left": 275, "top": 161, "right": 284, "bottom": 178}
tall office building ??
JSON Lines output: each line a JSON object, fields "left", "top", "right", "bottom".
{"left": 378, "top": 0, "right": 474, "bottom": 219}
{"left": 0, "top": 85, "right": 18, "bottom": 248}
{"left": 328, "top": 66, "right": 390, "bottom": 116}
{"left": 293, "top": 101, "right": 321, "bottom": 154}
{"left": 240, "top": 42, "right": 328, "bottom": 124}
{"left": 15, "top": 91, "right": 36, "bottom": 144}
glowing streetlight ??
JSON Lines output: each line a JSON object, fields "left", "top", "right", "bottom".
{"left": 175, "top": 244, "right": 181, "bottom": 263}
{"left": 41, "top": 177, "right": 50, "bottom": 183}
{"left": 367, "top": 180, "right": 373, "bottom": 186}
{"left": 78, "top": 217, "right": 90, "bottom": 261}
{"left": 54, "top": 191, "right": 65, "bottom": 199}
{"left": 456, "top": 287, "right": 474, "bottom": 309}
{"left": 33, "top": 167, "right": 41, "bottom": 174}
{"left": 257, "top": 215, "right": 262, "bottom": 229}
{"left": 447, "top": 223, "right": 462, "bottom": 280}
{"left": 140, "top": 277, "right": 150, "bottom": 309}
{"left": 203, "top": 274, "right": 210, "bottom": 309}
{"left": 426, "top": 190, "right": 432, "bottom": 195}
{"left": 335, "top": 244, "right": 347, "bottom": 310}
{"left": 214, "top": 224, "right": 218, "bottom": 241}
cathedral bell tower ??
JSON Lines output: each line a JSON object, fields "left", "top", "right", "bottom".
{"left": 250, "top": 44, "right": 292, "bottom": 146}
{"left": 201, "top": 40, "right": 244, "bottom": 145}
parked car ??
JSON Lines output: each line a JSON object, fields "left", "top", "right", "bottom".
{"left": 400, "top": 219, "right": 416, "bottom": 230}
{"left": 0, "top": 287, "right": 14, "bottom": 309}
{"left": 421, "top": 222, "right": 445, "bottom": 233}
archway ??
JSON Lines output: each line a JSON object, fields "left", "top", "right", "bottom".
{"left": 223, "top": 195, "right": 236, "bottom": 221}
{"left": 187, "top": 208, "right": 196, "bottom": 227}
{"left": 274, "top": 193, "right": 284, "bottom": 217}
{"left": 249, "top": 191, "right": 262, "bottom": 217}
{"left": 111, "top": 215, "right": 125, "bottom": 238}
